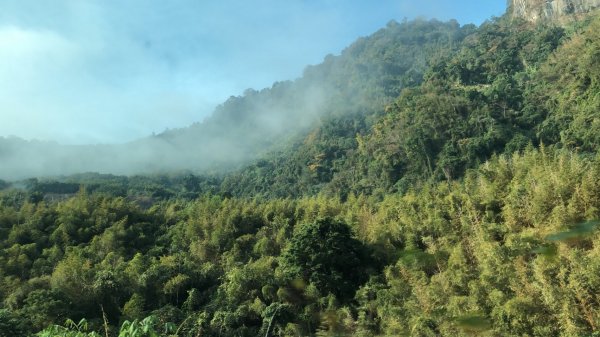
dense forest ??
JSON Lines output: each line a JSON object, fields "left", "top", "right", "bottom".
{"left": 1, "top": 9, "right": 600, "bottom": 337}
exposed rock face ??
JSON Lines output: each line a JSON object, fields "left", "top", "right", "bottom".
{"left": 509, "top": 0, "right": 600, "bottom": 22}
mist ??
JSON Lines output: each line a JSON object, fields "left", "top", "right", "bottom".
{"left": 0, "top": 1, "right": 506, "bottom": 181}
{"left": 0, "top": 78, "right": 329, "bottom": 180}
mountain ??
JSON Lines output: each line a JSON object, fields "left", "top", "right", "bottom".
{"left": 0, "top": 19, "right": 471, "bottom": 181}
{"left": 218, "top": 15, "right": 575, "bottom": 199}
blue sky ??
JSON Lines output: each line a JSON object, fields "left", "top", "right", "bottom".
{"left": 0, "top": 0, "right": 506, "bottom": 144}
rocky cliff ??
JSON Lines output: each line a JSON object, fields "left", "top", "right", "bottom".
{"left": 509, "top": 0, "right": 600, "bottom": 22}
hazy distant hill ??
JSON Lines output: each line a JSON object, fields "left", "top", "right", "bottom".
{"left": 0, "top": 19, "right": 472, "bottom": 180}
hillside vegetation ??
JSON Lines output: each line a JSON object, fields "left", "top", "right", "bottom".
{"left": 1, "top": 12, "right": 600, "bottom": 337}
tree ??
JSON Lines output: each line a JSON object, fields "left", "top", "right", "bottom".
{"left": 0, "top": 309, "right": 25, "bottom": 337}
{"left": 280, "top": 218, "right": 370, "bottom": 301}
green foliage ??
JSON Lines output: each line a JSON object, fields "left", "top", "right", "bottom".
{"left": 37, "top": 319, "right": 102, "bottom": 337}
{"left": 280, "top": 218, "right": 371, "bottom": 301}
{"left": 36, "top": 316, "right": 173, "bottom": 337}
{"left": 118, "top": 316, "right": 174, "bottom": 337}
{"left": 0, "top": 309, "right": 26, "bottom": 337}
{"left": 123, "top": 294, "right": 146, "bottom": 321}
{"left": 526, "top": 17, "right": 600, "bottom": 151}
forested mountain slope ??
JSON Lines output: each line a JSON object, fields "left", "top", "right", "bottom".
{"left": 221, "top": 13, "right": 600, "bottom": 201}
{"left": 219, "top": 16, "right": 575, "bottom": 199}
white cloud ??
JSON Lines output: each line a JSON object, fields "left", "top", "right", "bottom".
{"left": 0, "top": 26, "right": 78, "bottom": 84}
{"left": 0, "top": 1, "right": 351, "bottom": 144}
{"left": 0, "top": 26, "right": 86, "bottom": 142}
{"left": 0, "top": 22, "right": 216, "bottom": 144}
